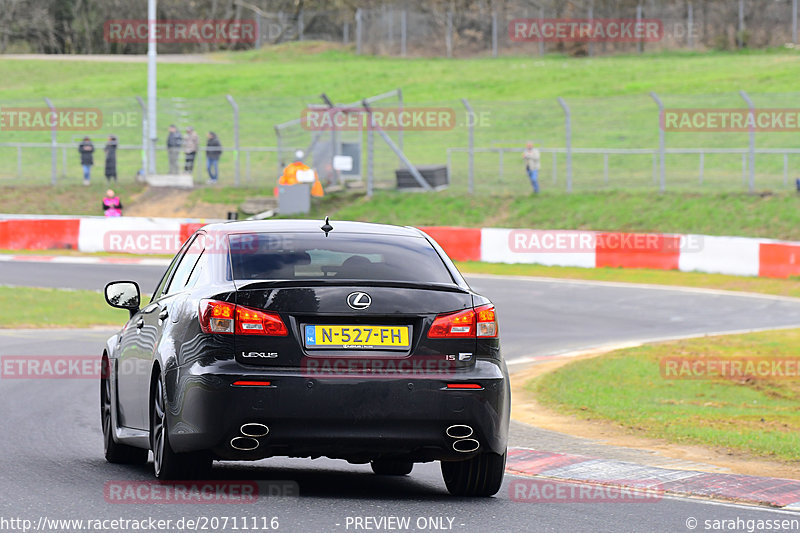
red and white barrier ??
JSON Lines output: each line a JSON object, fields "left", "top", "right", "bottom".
{"left": 0, "top": 218, "right": 80, "bottom": 250}
{"left": 422, "top": 227, "right": 800, "bottom": 280}
{"left": 760, "top": 242, "right": 800, "bottom": 278}
{"left": 0, "top": 216, "right": 211, "bottom": 255}
{"left": 479, "top": 228, "right": 596, "bottom": 268}
{"left": 678, "top": 235, "right": 760, "bottom": 277}
{"left": 1, "top": 215, "right": 799, "bottom": 279}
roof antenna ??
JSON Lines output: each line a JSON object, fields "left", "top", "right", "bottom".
{"left": 321, "top": 216, "right": 333, "bottom": 237}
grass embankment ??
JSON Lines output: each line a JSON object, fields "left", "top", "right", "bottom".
{"left": 0, "top": 182, "right": 146, "bottom": 216}
{"left": 3, "top": 46, "right": 800, "bottom": 187}
{"left": 0, "top": 183, "right": 263, "bottom": 217}
{"left": 6, "top": 46, "right": 799, "bottom": 104}
{"left": 529, "top": 329, "right": 800, "bottom": 461}
{"left": 3, "top": 187, "right": 800, "bottom": 239}
{"left": 0, "top": 286, "right": 124, "bottom": 328}
{"left": 301, "top": 190, "right": 800, "bottom": 240}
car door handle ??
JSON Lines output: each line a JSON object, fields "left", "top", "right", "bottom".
{"left": 136, "top": 318, "right": 144, "bottom": 329}
{"left": 158, "top": 309, "right": 169, "bottom": 321}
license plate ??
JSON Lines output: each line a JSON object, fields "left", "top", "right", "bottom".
{"left": 304, "top": 325, "right": 411, "bottom": 350}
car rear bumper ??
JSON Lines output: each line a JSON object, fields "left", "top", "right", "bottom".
{"left": 164, "top": 359, "right": 510, "bottom": 462}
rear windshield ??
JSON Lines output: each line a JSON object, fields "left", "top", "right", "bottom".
{"left": 228, "top": 232, "right": 454, "bottom": 284}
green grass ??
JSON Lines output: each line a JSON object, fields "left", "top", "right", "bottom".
{"left": 0, "top": 286, "right": 125, "bottom": 328}
{"left": 3, "top": 45, "right": 800, "bottom": 189}
{"left": 530, "top": 329, "right": 800, "bottom": 461}
{"left": 4, "top": 187, "right": 800, "bottom": 241}
{"left": 5, "top": 45, "right": 800, "bottom": 101}
{"left": 0, "top": 182, "right": 146, "bottom": 216}
{"left": 188, "top": 186, "right": 271, "bottom": 206}
{"left": 301, "top": 190, "right": 800, "bottom": 240}
{"left": 456, "top": 262, "right": 800, "bottom": 299}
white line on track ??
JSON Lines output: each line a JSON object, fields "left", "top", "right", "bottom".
{"left": 506, "top": 323, "right": 800, "bottom": 368}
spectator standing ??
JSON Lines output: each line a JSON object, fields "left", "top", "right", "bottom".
{"left": 103, "top": 189, "right": 123, "bottom": 217}
{"left": 522, "top": 141, "right": 541, "bottom": 194}
{"left": 183, "top": 126, "right": 199, "bottom": 173}
{"left": 78, "top": 137, "right": 94, "bottom": 186}
{"left": 167, "top": 125, "right": 183, "bottom": 174}
{"left": 205, "top": 131, "right": 222, "bottom": 184}
{"left": 104, "top": 135, "right": 118, "bottom": 183}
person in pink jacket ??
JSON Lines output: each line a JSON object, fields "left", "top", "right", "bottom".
{"left": 103, "top": 189, "right": 123, "bottom": 217}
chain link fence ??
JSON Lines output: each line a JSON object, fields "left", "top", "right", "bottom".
{"left": 2, "top": 91, "right": 799, "bottom": 192}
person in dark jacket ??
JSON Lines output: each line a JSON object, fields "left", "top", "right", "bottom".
{"left": 167, "top": 125, "right": 183, "bottom": 174}
{"left": 78, "top": 137, "right": 94, "bottom": 186}
{"left": 205, "top": 131, "right": 222, "bottom": 184}
{"left": 104, "top": 135, "right": 118, "bottom": 183}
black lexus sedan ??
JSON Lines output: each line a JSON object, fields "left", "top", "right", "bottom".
{"left": 101, "top": 219, "right": 510, "bottom": 496}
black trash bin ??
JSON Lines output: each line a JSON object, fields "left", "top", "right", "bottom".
{"left": 395, "top": 165, "right": 449, "bottom": 190}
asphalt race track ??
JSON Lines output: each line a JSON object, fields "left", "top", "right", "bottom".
{"left": 6, "top": 261, "right": 800, "bottom": 363}
{"left": 3, "top": 261, "right": 800, "bottom": 532}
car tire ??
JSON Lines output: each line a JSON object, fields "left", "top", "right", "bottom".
{"left": 101, "top": 360, "right": 148, "bottom": 465}
{"left": 151, "top": 374, "right": 212, "bottom": 480}
{"left": 370, "top": 459, "right": 413, "bottom": 476}
{"left": 441, "top": 450, "right": 506, "bottom": 497}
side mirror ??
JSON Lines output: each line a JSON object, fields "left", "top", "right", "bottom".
{"left": 104, "top": 281, "right": 140, "bottom": 317}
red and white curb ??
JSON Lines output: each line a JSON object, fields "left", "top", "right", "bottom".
{"left": 507, "top": 448, "right": 800, "bottom": 509}
{"left": 2, "top": 215, "right": 800, "bottom": 279}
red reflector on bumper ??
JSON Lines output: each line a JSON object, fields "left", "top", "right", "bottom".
{"left": 232, "top": 380, "right": 272, "bottom": 387}
{"left": 446, "top": 383, "right": 483, "bottom": 390}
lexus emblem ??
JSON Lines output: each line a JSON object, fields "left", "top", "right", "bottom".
{"left": 347, "top": 291, "right": 372, "bottom": 310}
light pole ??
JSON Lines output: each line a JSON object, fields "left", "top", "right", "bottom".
{"left": 147, "top": 0, "right": 157, "bottom": 174}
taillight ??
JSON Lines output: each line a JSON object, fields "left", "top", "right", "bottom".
{"left": 199, "top": 299, "right": 235, "bottom": 333}
{"left": 427, "top": 305, "right": 498, "bottom": 339}
{"left": 475, "top": 304, "right": 498, "bottom": 337}
{"left": 235, "top": 305, "right": 288, "bottom": 336}
{"left": 428, "top": 308, "right": 475, "bottom": 338}
{"left": 199, "top": 299, "right": 288, "bottom": 336}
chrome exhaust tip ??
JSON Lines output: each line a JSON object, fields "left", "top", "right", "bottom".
{"left": 230, "top": 437, "right": 259, "bottom": 451}
{"left": 452, "top": 438, "right": 480, "bottom": 453}
{"left": 445, "top": 424, "right": 474, "bottom": 439}
{"left": 240, "top": 423, "right": 270, "bottom": 438}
